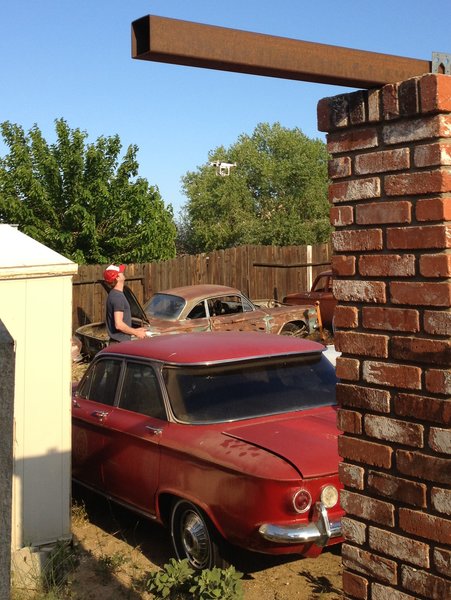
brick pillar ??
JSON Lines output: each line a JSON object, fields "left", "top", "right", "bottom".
{"left": 318, "top": 74, "right": 451, "bottom": 600}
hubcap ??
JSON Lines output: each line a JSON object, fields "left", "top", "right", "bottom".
{"left": 180, "top": 510, "right": 210, "bottom": 569}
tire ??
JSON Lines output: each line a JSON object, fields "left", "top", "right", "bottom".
{"left": 280, "top": 322, "right": 307, "bottom": 337}
{"left": 170, "top": 499, "right": 229, "bottom": 571}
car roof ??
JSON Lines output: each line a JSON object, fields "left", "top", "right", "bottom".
{"left": 155, "top": 284, "right": 243, "bottom": 302}
{"left": 100, "top": 331, "right": 325, "bottom": 365}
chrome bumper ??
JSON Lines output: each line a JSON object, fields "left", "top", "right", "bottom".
{"left": 258, "top": 502, "right": 342, "bottom": 547}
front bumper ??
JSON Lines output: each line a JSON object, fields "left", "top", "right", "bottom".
{"left": 258, "top": 502, "right": 342, "bottom": 547}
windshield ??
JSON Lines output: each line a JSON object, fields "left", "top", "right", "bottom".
{"left": 163, "top": 354, "right": 337, "bottom": 424}
{"left": 144, "top": 293, "right": 186, "bottom": 320}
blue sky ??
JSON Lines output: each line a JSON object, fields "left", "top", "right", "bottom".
{"left": 2, "top": 1, "right": 450, "bottom": 216}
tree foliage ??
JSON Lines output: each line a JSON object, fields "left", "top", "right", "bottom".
{"left": 0, "top": 119, "right": 176, "bottom": 264}
{"left": 178, "top": 122, "right": 331, "bottom": 254}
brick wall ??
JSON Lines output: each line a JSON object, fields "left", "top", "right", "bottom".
{"left": 318, "top": 73, "right": 451, "bottom": 599}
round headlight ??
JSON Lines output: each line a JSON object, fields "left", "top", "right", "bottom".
{"left": 292, "top": 489, "right": 312, "bottom": 514}
{"left": 321, "top": 485, "right": 339, "bottom": 508}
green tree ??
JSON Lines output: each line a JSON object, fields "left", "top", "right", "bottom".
{"left": 179, "top": 122, "right": 330, "bottom": 253}
{"left": 0, "top": 119, "right": 176, "bottom": 263}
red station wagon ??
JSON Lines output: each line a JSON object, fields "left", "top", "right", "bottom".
{"left": 72, "top": 331, "right": 343, "bottom": 570}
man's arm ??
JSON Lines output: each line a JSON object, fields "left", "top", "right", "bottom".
{"left": 114, "top": 311, "right": 148, "bottom": 338}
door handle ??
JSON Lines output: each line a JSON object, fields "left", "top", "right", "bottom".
{"left": 92, "top": 410, "right": 109, "bottom": 421}
{"left": 145, "top": 425, "right": 163, "bottom": 436}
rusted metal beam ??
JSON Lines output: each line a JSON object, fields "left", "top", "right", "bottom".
{"left": 132, "top": 15, "right": 431, "bottom": 89}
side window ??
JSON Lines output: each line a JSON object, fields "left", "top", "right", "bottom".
{"left": 187, "top": 301, "right": 207, "bottom": 320}
{"left": 118, "top": 362, "right": 166, "bottom": 420}
{"left": 314, "top": 276, "right": 328, "bottom": 292}
{"left": 77, "top": 359, "right": 121, "bottom": 406}
{"left": 209, "top": 295, "right": 247, "bottom": 316}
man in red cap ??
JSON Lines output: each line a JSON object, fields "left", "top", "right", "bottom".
{"left": 103, "top": 264, "right": 148, "bottom": 344}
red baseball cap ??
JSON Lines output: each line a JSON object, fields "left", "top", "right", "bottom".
{"left": 103, "top": 264, "right": 126, "bottom": 284}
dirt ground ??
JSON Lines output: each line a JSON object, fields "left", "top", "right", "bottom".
{"left": 69, "top": 485, "right": 342, "bottom": 600}
{"left": 70, "top": 336, "right": 342, "bottom": 600}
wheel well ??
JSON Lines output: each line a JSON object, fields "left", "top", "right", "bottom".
{"left": 157, "top": 493, "right": 227, "bottom": 540}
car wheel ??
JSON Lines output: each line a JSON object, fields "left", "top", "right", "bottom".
{"left": 280, "top": 322, "right": 307, "bottom": 337}
{"left": 170, "top": 499, "right": 228, "bottom": 571}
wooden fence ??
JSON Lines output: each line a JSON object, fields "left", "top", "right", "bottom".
{"left": 72, "top": 242, "right": 332, "bottom": 331}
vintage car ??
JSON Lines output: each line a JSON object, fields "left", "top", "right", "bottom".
{"left": 72, "top": 331, "right": 343, "bottom": 570}
{"left": 283, "top": 271, "right": 336, "bottom": 329}
{"left": 76, "top": 283, "right": 319, "bottom": 358}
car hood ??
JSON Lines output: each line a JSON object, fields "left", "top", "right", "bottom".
{"left": 223, "top": 407, "right": 340, "bottom": 479}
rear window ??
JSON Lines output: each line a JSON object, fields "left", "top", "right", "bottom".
{"left": 163, "top": 354, "right": 337, "bottom": 424}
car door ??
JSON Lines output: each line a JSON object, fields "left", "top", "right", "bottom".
{"left": 209, "top": 294, "right": 271, "bottom": 333}
{"left": 100, "top": 360, "right": 168, "bottom": 515}
{"left": 72, "top": 357, "right": 122, "bottom": 490}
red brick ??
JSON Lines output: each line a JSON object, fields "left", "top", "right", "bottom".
{"left": 331, "top": 254, "right": 356, "bottom": 275}
{"left": 387, "top": 224, "right": 451, "bottom": 249}
{"left": 338, "top": 408, "right": 363, "bottom": 434}
{"left": 420, "top": 253, "right": 451, "bottom": 277}
{"left": 356, "top": 201, "right": 411, "bottom": 225}
{"left": 420, "top": 73, "right": 451, "bottom": 113}
{"left": 367, "top": 471, "right": 427, "bottom": 507}
{"left": 414, "top": 142, "right": 451, "bottom": 167}
{"left": 341, "top": 490, "right": 395, "bottom": 526}
{"left": 362, "top": 361, "right": 421, "bottom": 390}
{"left": 391, "top": 336, "right": 451, "bottom": 366}
{"left": 349, "top": 91, "right": 367, "bottom": 125}
{"left": 339, "top": 462, "right": 365, "bottom": 490}
{"left": 338, "top": 436, "right": 393, "bottom": 468}
{"left": 399, "top": 78, "right": 420, "bottom": 116}
{"left": 328, "top": 155, "right": 352, "bottom": 179}
{"left": 424, "top": 310, "right": 451, "bottom": 335}
{"left": 425, "top": 369, "right": 451, "bottom": 395}
{"left": 317, "top": 96, "right": 333, "bottom": 131}
{"left": 343, "top": 570, "right": 368, "bottom": 599}
{"left": 355, "top": 148, "right": 410, "bottom": 175}
{"left": 368, "top": 89, "right": 381, "bottom": 122}
{"left": 395, "top": 392, "right": 451, "bottom": 425}
{"left": 385, "top": 170, "right": 451, "bottom": 195}
{"left": 327, "top": 127, "right": 378, "bottom": 152}
{"left": 397, "top": 450, "right": 451, "bottom": 485}
{"left": 333, "top": 229, "right": 383, "bottom": 252}
{"left": 369, "top": 526, "right": 429, "bottom": 567}
{"left": 434, "top": 547, "right": 451, "bottom": 578}
{"left": 416, "top": 197, "right": 451, "bottom": 221}
{"left": 401, "top": 565, "right": 451, "bottom": 600}
{"left": 334, "top": 279, "right": 386, "bottom": 302}
{"left": 335, "top": 331, "right": 388, "bottom": 358}
{"left": 371, "top": 583, "right": 416, "bottom": 600}
{"left": 336, "top": 356, "right": 360, "bottom": 380}
{"left": 342, "top": 516, "right": 367, "bottom": 544}
{"left": 330, "top": 205, "right": 354, "bottom": 227}
{"left": 429, "top": 426, "right": 451, "bottom": 454}
{"left": 382, "top": 83, "right": 399, "bottom": 120}
{"left": 431, "top": 487, "right": 451, "bottom": 516}
{"left": 359, "top": 254, "right": 415, "bottom": 277}
{"left": 399, "top": 508, "right": 451, "bottom": 545}
{"left": 364, "top": 414, "right": 423, "bottom": 446}
{"left": 329, "top": 177, "right": 381, "bottom": 203}
{"left": 383, "top": 114, "right": 451, "bottom": 145}
{"left": 342, "top": 544, "right": 398, "bottom": 585}
{"left": 362, "top": 307, "right": 419, "bottom": 333}
{"left": 337, "top": 383, "right": 391, "bottom": 413}
{"left": 390, "top": 281, "right": 451, "bottom": 307}
{"left": 334, "top": 305, "right": 359, "bottom": 328}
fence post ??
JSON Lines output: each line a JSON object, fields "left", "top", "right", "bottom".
{"left": 0, "top": 321, "right": 14, "bottom": 600}
{"left": 306, "top": 245, "right": 313, "bottom": 290}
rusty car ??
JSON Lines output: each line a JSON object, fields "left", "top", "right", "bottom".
{"left": 76, "top": 283, "right": 319, "bottom": 359}
{"left": 72, "top": 331, "right": 343, "bottom": 570}
{"left": 283, "top": 271, "right": 336, "bottom": 329}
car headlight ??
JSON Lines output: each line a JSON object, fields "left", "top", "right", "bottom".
{"left": 321, "top": 485, "right": 339, "bottom": 508}
{"left": 292, "top": 489, "right": 312, "bottom": 514}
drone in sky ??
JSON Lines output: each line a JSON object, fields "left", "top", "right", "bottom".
{"left": 210, "top": 161, "right": 237, "bottom": 176}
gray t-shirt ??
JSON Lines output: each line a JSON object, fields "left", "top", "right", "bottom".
{"left": 106, "top": 289, "right": 132, "bottom": 342}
